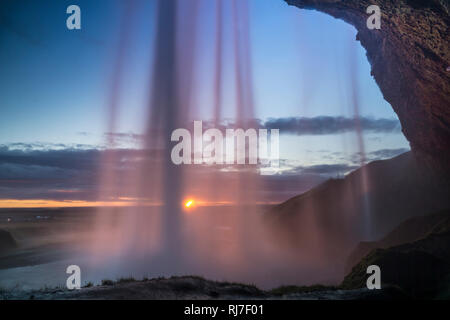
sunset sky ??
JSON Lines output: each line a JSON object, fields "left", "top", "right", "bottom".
{"left": 0, "top": 0, "right": 409, "bottom": 207}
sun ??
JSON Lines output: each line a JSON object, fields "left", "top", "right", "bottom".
{"left": 185, "top": 199, "right": 194, "bottom": 208}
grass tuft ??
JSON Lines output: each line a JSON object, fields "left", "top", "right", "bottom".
{"left": 101, "top": 279, "right": 114, "bottom": 286}
{"left": 270, "top": 284, "right": 336, "bottom": 296}
{"left": 117, "top": 277, "right": 136, "bottom": 283}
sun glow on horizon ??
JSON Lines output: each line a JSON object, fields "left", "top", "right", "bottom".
{"left": 0, "top": 199, "right": 140, "bottom": 208}
{"left": 185, "top": 199, "right": 194, "bottom": 208}
{"left": 0, "top": 198, "right": 279, "bottom": 209}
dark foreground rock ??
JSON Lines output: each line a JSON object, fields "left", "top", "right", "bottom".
{"left": 342, "top": 230, "right": 450, "bottom": 298}
{"left": 0, "top": 276, "right": 408, "bottom": 300}
{"left": 342, "top": 210, "right": 450, "bottom": 298}
{"left": 346, "top": 210, "right": 450, "bottom": 273}
{"left": 0, "top": 229, "right": 16, "bottom": 254}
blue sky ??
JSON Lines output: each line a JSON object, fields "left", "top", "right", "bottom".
{"left": 1, "top": 0, "right": 402, "bottom": 141}
{"left": 0, "top": 0, "right": 410, "bottom": 205}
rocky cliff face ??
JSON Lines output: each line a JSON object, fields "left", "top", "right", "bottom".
{"left": 342, "top": 230, "right": 450, "bottom": 298}
{"left": 286, "top": 0, "right": 450, "bottom": 174}
{"left": 265, "top": 152, "right": 450, "bottom": 281}
{"left": 345, "top": 210, "right": 450, "bottom": 274}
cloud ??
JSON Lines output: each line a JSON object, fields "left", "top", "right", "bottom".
{"left": 104, "top": 132, "right": 145, "bottom": 141}
{"left": 367, "top": 148, "right": 409, "bottom": 160}
{"left": 0, "top": 147, "right": 102, "bottom": 171}
{"left": 99, "top": 116, "right": 402, "bottom": 148}
{"left": 0, "top": 144, "right": 325, "bottom": 203}
{"left": 139, "top": 116, "right": 401, "bottom": 137}
{"left": 0, "top": 145, "right": 163, "bottom": 201}
{"left": 0, "top": 142, "right": 410, "bottom": 204}
{"left": 299, "top": 163, "right": 359, "bottom": 175}
{"left": 262, "top": 116, "right": 401, "bottom": 135}
{"left": 278, "top": 162, "right": 358, "bottom": 177}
